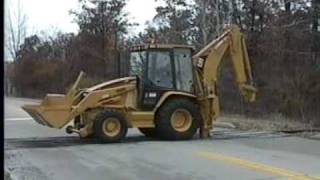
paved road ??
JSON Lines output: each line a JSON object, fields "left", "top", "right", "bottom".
{"left": 4, "top": 97, "right": 320, "bottom": 180}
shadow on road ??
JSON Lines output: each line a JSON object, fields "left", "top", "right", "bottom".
{"left": 5, "top": 131, "right": 291, "bottom": 150}
{"left": 5, "top": 135, "right": 159, "bottom": 150}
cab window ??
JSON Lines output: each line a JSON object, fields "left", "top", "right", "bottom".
{"left": 147, "top": 51, "right": 173, "bottom": 88}
{"left": 174, "top": 48, "right": 193, "bottom": 92}
{"left": 129, "top": 51, "right": 146, "bottom": 77}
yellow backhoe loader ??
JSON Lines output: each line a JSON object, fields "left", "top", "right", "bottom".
{"left": 22, "top": 25, "right": 257, "bottom": 142}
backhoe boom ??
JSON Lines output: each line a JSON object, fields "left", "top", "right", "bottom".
{"left": 193, "top": 25, "right": 257, "bottom": 138}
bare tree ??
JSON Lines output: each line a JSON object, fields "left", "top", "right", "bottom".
{"left": 193, "top": 0, "right": 229, "bottom": 47}
{"left": 5, "top": 0, "right": 28, "bottom": 61}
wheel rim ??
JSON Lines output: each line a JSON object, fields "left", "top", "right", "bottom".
{"left": 102, "top": 118, "right": 121, "bottom": 137}
{"left": 170, "top": 109, "right": 192, "bottom": 132}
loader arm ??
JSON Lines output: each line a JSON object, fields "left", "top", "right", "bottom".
{"left": 66, "top": 71, "right": 85, "bottom": 100}
{"left": 193, "top": 25, "right": 257, "bottom": 138}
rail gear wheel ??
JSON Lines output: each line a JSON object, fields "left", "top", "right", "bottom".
{"left": 94, "top": 111, "right": 128, "bottom": 143}
{"left": 155, "top": 99, "right": 200, "bottom": 140}
{"left": 138, "top": 128, "right": 157, "bottom": 138}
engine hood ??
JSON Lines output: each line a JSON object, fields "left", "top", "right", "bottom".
{"left": 86, "top": 76, "right": 137, "bottom": 92}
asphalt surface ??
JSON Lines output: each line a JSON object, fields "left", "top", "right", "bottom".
{"left": 4, "top": 97, "right": 320, "bottom": 180}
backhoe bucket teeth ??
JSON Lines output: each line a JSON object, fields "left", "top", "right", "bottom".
{"left": 22, "top": 94, "right": 73, "bottom": 129}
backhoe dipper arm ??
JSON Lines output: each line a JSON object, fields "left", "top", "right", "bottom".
{"left": 193, "top": 25, "right": 257, "bottom": 138}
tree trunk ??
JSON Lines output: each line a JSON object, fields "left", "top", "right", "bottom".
{"left": 250, "top": 0, "right": 257, "bottom": 31}
{"left": 231, "top": 0, "right": 239, "bottom": 24}
{"left": 200, "top": 0, "right": 208, "bottom": 46}
{"left": 312, "top": 0, "right": 319, "bottom": 32}
{"left": 284, "top": 0, "right": 291, "bottom": 13}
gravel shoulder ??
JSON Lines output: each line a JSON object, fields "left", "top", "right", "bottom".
{"left": 218, "top": 114, "right": 320, "bottom": 140}
{"left": 219, "top": 114, "right": 316, "bottom": 131}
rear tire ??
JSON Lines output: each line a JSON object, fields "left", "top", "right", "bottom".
{"left": 155, "top": 99, "right": 200, "bottom": 140}
{"left": 138, "top": 128, "right": 157, "bottom": 138}
{"left": 94, "top": 111, "right": 128, "bottom": 143}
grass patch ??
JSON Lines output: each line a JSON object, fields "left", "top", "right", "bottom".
{"left": 5, "top": 171, "right": 12, "bottom": 180}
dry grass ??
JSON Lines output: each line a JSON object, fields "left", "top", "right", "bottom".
{"left": 5, "top": 171, "right": 12, "bottom": 180}
{"left": 218, "top": 113, "right": 315, "bottom": 132}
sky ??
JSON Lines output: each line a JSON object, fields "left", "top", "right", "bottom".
{"left": 5, "top": 0, "right": 163, "bottom": 36}
{"left": 4, "top": 0, "right": 163, "bottom": 60}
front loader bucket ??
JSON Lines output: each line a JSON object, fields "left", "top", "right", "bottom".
{"left": 22, "top": 94, "right": 74, "bottom": 129}
{"left": 21, "top": 72, "right": 85, "bottom": 129}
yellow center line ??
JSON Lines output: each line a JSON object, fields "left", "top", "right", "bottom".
{"left": 196, "top": 152, "right": 319, "bottom": 180}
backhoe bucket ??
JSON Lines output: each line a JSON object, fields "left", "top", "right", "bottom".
{"left": 21, "top": 71, "right": 85, "bottom": 129}
{"left": 22, "top": 94, "right": 73, "bottom": 128}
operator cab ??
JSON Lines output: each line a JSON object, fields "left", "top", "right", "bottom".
{"left": 129, "top": 44, "right": 195, "bottom": 110}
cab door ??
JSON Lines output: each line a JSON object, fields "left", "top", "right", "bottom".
{"left": 141, "top": 50, "right": 174, "bottom": 110}
{"left": 173, "top": 48, "right": 194, "bottom": 93}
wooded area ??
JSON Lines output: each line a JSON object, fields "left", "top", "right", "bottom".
{"left": 5, "top": 0, "right": 320, "bottom": 124}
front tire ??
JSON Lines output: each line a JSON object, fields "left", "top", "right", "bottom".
{"left": 155, "top": 99, "right": 200, "bottom": 140}
{"left": 94, "top": 111, "right": 128, "bottom": 143}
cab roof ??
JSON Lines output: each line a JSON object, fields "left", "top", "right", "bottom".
{"left": 129, "top": 44, "right": 195, "bottom": 52}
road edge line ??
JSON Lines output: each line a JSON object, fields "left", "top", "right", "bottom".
{"left": 5, "top": 117, "right": 32, "bottom": 121}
